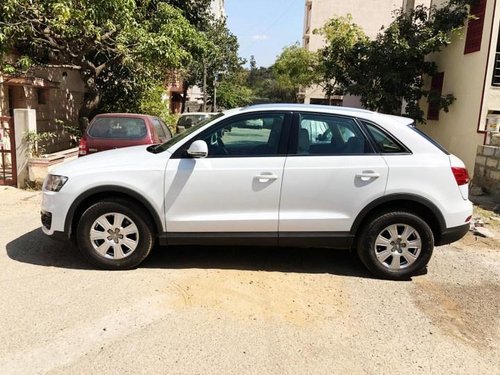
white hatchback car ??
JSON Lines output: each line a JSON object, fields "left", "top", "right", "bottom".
{"left": 41, "top": 104, "right": 472, "bottom": 279}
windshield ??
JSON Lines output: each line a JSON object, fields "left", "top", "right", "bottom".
{"left": 89, "top": 117, "right": 147, "bottom": 139}
{"left": 149, "top": 113, "right": 225, "bottom": 153}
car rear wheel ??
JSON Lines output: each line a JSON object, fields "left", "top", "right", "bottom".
{"left": 76, "top": 200, "right": 153, "bottom": 270}
{"left": 357, "top": 211, "right": 434, "bottom": 280}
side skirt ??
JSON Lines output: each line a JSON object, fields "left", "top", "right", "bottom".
{"left": 159, "top": 232, "right": 354, "bottom": 249}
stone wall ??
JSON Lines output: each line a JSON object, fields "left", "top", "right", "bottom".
{"left": 474, "top": 133, "right": 500, "bottom": 201}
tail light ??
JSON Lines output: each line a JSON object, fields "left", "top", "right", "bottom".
{"left": 451, "top": 167, "right": 469, "bottom": 186}
{"left": 78, "top": 137, "right": 88, "bottom": 156}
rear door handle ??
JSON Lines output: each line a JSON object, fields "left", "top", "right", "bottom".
{"left": 255, "top": 173, "right": 278, "bottom": 182}
{"left": 356, "top": 171, "right": 380, "bottom": 181}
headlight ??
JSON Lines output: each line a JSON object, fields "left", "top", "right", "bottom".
{"left": 43, "top": 174, "right": 68, "bottom": 192}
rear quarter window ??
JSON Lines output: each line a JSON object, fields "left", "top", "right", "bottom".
{"left": 89, "top": 117, "right": 148, "bottom": 139}
{"left": 361, "top": 120, "right": 409, "bottom": 154}
{"left": 152, "top": 118, "right": 167, "bottom": 138}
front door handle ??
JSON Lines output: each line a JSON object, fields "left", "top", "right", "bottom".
{"left": 356, "top": 171, "right": 380, "bottom": 181}
{"left": 255, "top": 173, "right": 278, "bottom": 182}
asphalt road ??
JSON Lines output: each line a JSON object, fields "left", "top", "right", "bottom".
{"left": 0, "top": 187, "right": 499, "bottom": 374}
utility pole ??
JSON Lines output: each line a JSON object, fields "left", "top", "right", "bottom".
{"left": 202, "top": 61, "right": 207, "bottom": 112}
{"left": 213, "top": 80, "right": 217, "bottom": 112}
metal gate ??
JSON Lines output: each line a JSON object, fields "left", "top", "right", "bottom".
{"left": 0, "top": 116, "right": 17, "bottom": 186}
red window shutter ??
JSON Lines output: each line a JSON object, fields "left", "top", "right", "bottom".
{"left": 427, "top": 72, "right": 444, "bottom": 121}
{"left": 464, "top": 0, "right": 487, "bottom": 54}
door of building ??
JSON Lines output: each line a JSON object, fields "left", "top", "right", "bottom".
{"left": 0, "top": 116, "right": 17, "bottom": 186}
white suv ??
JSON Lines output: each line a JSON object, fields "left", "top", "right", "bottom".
{"left": 41, "top": 104, "right": 472, "bottom": 279}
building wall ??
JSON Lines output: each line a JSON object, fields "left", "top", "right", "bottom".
{"left": 419, "top": 0, "right": 497, "bottom": 174}
{"left": 0, "top": 67, "right": 86, "bottom": 153}
{"left": 211, "top": 0, "right": 225, "bottom": 19}
{"left": 474, "top": 139, "right": 500, "bottom": 200}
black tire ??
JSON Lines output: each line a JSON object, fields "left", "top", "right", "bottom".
{"left": 356, "top": 211, "right": 434, "bottom": 280}
{"left": 76, "top": 199, "right": 154, "bottom": 270}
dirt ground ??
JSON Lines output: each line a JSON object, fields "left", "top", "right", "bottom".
{"left": 0, "top": 186, "right": 498, "bottom": 374}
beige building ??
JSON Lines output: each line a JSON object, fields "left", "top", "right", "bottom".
{"left": 420, "top": 0, "right": 497, "bottom": 174}
{"left": 302, "top": 0, "right": 499, "bottom": 176}
{"left": 0, "top": 64, "right": 85, "bottom": 186}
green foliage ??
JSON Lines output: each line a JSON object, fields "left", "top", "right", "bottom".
{"left": 315, "top": 15, "right": 368, "bottom": 95}
{"left": 272, "top": 44, "right": 321, "bottom": 101}
{"left": 244, "top": 47, "right": 320, "bottom": 104}
{"left": 318, "top": 1, "right": 473, "bottom": 122}
{"left": 138, "top": 85, "right": 170, "bottom": 123}
{"left": 216, "top": 70, "right": 253, "bottom": 109}
{"left": 0, "top": 0, "right": 209, "bottom": 126}
{"left": 181, "top": 17, "right": 243, "bottom": 110}
{"left": 24, "top": 130, "right": 56, "bottom": 157}
{"left": 55, "top": 119, "right": 82, "bottom": 146}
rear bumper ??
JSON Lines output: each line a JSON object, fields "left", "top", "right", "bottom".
{"left": 436, "top": 223, "right": 470, "bottom": 246}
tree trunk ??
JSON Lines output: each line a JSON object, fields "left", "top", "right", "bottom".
{"left": 181, "top": 81, "right": 188, "bottom": 113}
{"left": 78, "top": 72, "right": 101, "bottom": 131}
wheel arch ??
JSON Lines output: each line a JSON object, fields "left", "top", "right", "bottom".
{"left": 350, "top": 194, "right": 446, "bottom": 243}
{"left": 65, "top": 185, "right": 163, "bottom": 241}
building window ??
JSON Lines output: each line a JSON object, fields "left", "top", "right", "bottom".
{"left": 37, "top": 88, "right": 49, "bottom": 105}
{"left": 427, "top": 72, "right": 445, "bottom": 121}
{"left": 492, "top": 29, "right": 500, "bottom": 86}
{"left": 464, "top": 0, "right": 487, "bottom": 54}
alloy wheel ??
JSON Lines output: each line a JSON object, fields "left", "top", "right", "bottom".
{"left": 374, "top": 224, "right": 422, "bottom": 270}
{"left": 89, "top": 212, "right": 139, "bottom": 259}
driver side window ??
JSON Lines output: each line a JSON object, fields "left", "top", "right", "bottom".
{"left": 202, "top": 114, "right": 285, "bottom": 157}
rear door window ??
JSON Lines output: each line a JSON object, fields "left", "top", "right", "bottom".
{"left": 296, "top": 113, "right": 373, "bottom": 155}
{"left": 89, "top": 117, "right": 147, "bottom": 139}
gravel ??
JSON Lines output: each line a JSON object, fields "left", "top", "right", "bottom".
{"left": 0, "top": 187, "right": 498, "bottom": 374}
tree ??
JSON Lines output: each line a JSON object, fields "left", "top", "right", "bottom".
{"left": 0, "top": 0, "right": 207, "bottom": 128}
{"left": 216, "top": 70, "right": 253, "bottom": 109}
{"left": 272, "top": 44, "right": 321, "bottom": 102}
{"left": 317, "top": 1, "right": 473, "bottom": 122}
{"left": 180, "top": 17, "right": 243, "bottom": 111}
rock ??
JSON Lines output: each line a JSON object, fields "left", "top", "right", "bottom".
{"left": 490, "top": 133, "right": 500, "bottom": 147}
{"left": 473, "top": 219, "right": 485, "bottom": 227}
{"left": 473, "top": 227, "right": 495, "bottom": 238}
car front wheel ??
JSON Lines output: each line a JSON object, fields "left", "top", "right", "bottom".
{"left": 76, "top": 200, "right": 154, "bottom": 270}
{"left": 357, "top": 211, "right": 434, "bottom": 280}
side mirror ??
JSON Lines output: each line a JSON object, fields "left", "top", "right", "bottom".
{"left": 187, "top": 140, "right": 208, "bottom": 158}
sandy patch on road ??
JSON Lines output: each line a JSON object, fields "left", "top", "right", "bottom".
{"left": 412, "top": 279, "right": 500, "bottom": 351}
{"left": 166, "top": 270, "right": 349, "bottom": 326}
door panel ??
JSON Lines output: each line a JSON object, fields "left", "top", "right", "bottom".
{"left": 165, "top": 157, "right": 285, "bottom": 232}
{"left": 279, "top": 155, "right": 388, "bottom": 232}
{"left": 164, "top": 112, "right": 289, "bottom": 233}
{"left": 279, "top": 112, "right": 388, "bottom": 233}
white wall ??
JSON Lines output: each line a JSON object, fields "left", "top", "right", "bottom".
{"left": 14, "top": 108, "right": 36, "bottom": 187}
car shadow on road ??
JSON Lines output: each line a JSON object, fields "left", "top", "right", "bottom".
{"left": 7, "top": 227, "right": 381, "bottom": 279}
{"left": 6, "top": 228, "right": 92, "bottom": 270}
{"left": 144, "top": 245, "right": 374, "bottom": 279}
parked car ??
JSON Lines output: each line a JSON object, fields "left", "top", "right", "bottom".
{"left": 79, "top": 113, "right": 172, "bottom": 156}
{"left": 176, "top": 112, "right": 216, "bottom": 133}
{"left": 42, "top": 104, "right": 472, "bottom": 279}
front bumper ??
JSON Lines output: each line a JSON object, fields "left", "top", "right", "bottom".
{"left": 41, "top": 210, "right": 68, "bottom": 241}
{"left": 436, "top": 223, "right": 470, "bottom": 246}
